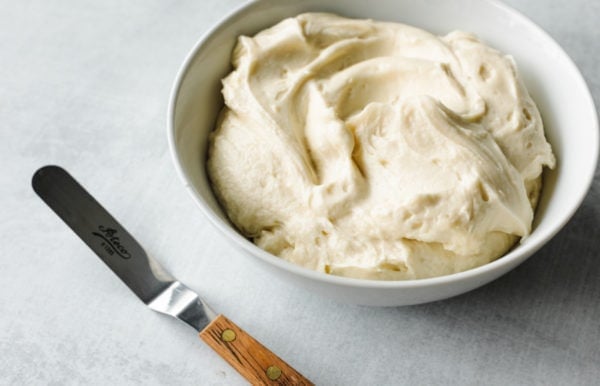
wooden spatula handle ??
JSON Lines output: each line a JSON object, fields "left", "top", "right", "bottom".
{"left": 200, "top": 314, "right": 313, "bottom": 385}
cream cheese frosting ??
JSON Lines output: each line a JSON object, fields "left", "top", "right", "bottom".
{"left": 207, "top": 13, "right": 556, "bottom": 280}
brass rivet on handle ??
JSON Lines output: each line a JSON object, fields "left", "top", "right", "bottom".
{"left": 266, "top": 366, "right": 282, "bottom": 380}
{"left": 221, "top": 329, "right": 236, "bottom": 342}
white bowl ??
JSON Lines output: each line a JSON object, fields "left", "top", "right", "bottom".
{"left": 168, "top": 0, "right": 598, "bottom": 306}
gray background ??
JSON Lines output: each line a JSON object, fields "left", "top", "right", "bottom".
{"left": 1, "top": 0, "right": 598, "bottom": 385}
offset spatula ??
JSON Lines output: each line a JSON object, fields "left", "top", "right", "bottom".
{"left": 32, "top": 165, "right": 312, "bottom": 385}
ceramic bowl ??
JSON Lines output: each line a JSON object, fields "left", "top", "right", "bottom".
{"left": 168, "top": 0, "right": 598, "bottom": 306}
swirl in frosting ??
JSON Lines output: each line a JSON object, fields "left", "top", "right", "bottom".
{"left": 207, "top": 13, "right": 555, "bottom": 280}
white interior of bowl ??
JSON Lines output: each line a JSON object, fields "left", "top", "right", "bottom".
{"left": 168, "top": 0, "right": 598, "bottom": 292}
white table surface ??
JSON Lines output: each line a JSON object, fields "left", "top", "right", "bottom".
{"left": 2, "top": 0, "right": 599, "bottom": 384}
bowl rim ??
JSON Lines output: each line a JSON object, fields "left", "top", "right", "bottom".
{"left": 167, "top": 0, "right": 599, "bottom": 290}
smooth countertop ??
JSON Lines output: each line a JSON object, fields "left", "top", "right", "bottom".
{"left": 1, "top": 1, "right": 599, "bottom": 384}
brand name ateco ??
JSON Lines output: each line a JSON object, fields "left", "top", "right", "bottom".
{"left": 92, "top": 225, "right": 131, "bottom": 259}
